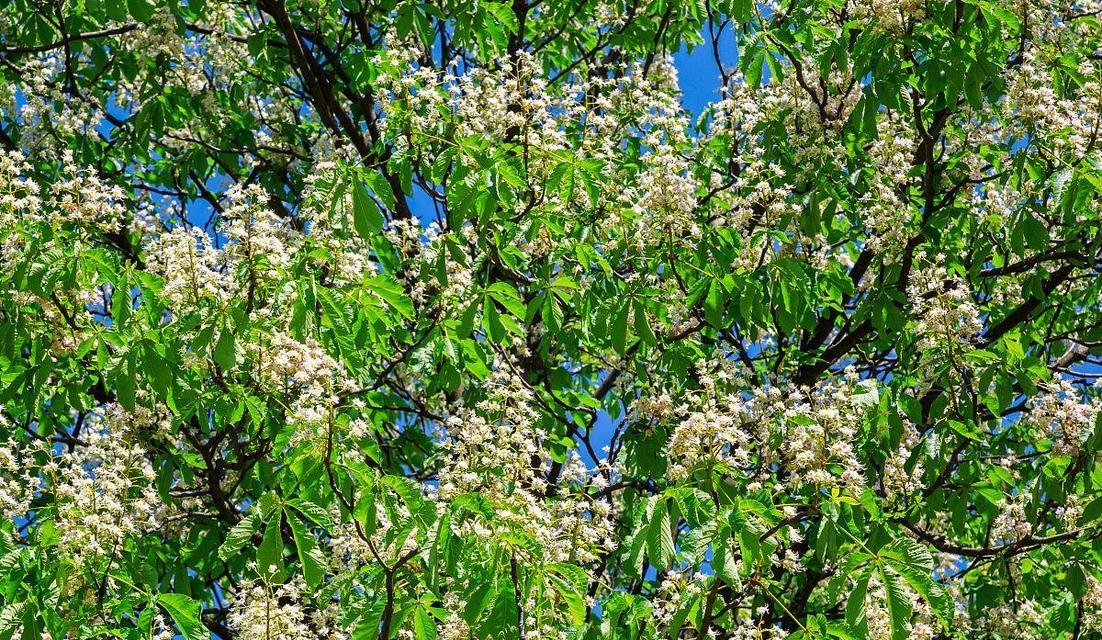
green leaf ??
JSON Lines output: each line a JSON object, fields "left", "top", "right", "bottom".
{"left": 257, "top": 492, "right": 281, "bottom": 520}
{"left": 213, "top": 328, "right": 236, "bottom": 371}
{"left": 965, "top": 64, "right": 984, "bottom": 109}
{"left": 257, "top": 514, "right": 284, "bottom": 576}
{"left": 713, "top": 526, "right": 742, "bottom": 590}
{"left": 1020, "top": 214, "right": 1048, "bottom": 251}
{"left": 115, "top": 350, "right": 136, "bottom": 411}
{"left": 1079, "top": 495, "right": 1102, "bottom": 525}
{"left": 353, "top": 600, "right": 385, "bottom": 640}
{"left": 479, "top": 579, "right": 520, "bottom": 639}
{"left": 366, "top": 277, "right": 414, "bottom": 319}
{"left": 704, "top": 279, "right": 725, "bottom": 327}
{"left": 352, "top": 179, "right": 384, "bottom": 238}
{"left": 144, "top": 342, "right": 173, "bottom": 395}
{"left": 414, "top": 605, "right": 438, "bottom": 640}
{"left": 611, "top": 301, "right": 630, "bottom": 356}
{"left": 945, "top": 419, "right": 983, "bottom": 441}
{"left": 878, "top": 566, "right": 912, "bottom": 640}
{"left": 482, "top": 0, "right": 519, "bottom": 34}
{"left": 126, "top": 0, "right": 155, "bottom": 22}
{"left": 483, "top": 294, "right": 506, "bottom": 343}
{"left": 851, "top": 379, "right": 879, "bottom": 407}
{"left": 646, "top": 499, "right": 675, "bottom": 570}
{"left": 0, "top": 603, "right": 24, "bottom": 640}
{"left": 286, "top": 498, "right": 334, "bottom": 531}
{"left": 486, "top": 282, "right": 525, "bottom": 317}
{"left": 157, "top": 594, "right": 204, "bottom": 640}
{"left": 845, "top": 567, "right": 872, "bottom": 629}
{"left": 104, "top": 0, "right": 129, "bottom": 21}
{"left": 633, "top": 301, "right": 657, "bottom": 346}
{"left": 219, "top": 512, "right": 259, "bottom": 561}
{"left": 548, "top": 574, "right": 587, "bottom": 627}
{"left": 745, "top": 49, "right": 766, "bottom": 86}
{"left": 289, "top": 516, "right": 326, "bottom": 588}
{"left": 363, "top": 170, "right": 397, "bottom": 211}
{"left": 880, "top": 538, "right": 953, "bottom": 626}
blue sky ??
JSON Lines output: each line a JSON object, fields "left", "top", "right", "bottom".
{"left": 675, "top": 35, "right": 739, "bottom": 118}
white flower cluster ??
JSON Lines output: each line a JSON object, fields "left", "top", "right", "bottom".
{"left": 0, "top": 149, "right": 131, "bottom": 272}
{"left": 1084, "top": 573, "right": 1102, "bottom": 632}
{"left": 188, "top": 1, "right": 253, "bottom": 87}
{"left": 378, "top": 44, "right": 711, "bottom": 253}
{"left": 49, "top": 404, "right": 163, "bottom": 568}
{"left": 637, "top": 148, "right": 701, "bottom": 244}
{"left": 631, "top": 389, "right": 677, "bottom": 424}
{"left": 864, "top": 571, "right": 936, "bottom": 640}
{"left": 726, "top": 616, "right": 791, "bottom": 640}
{"left": 1026, "top": 380, "right": 1100, "bottom": 457}
{"left": 146, "top": 225, "right": 232, "bottom": 311}
{"left": 777, "top": 369, "right": 871, "bottom": 492}
{"left": 95, "top": 0, "right": 263, "bottom": 152}
{"left": 0, "top": 415, "right": 43, "bottom": 524}
{"left": 222, "top": 183, "right": 298, "bottom": 278}
{"left": 650, "top": 570, "right": 706, "bottom": 628}
{"left": 665, "top": 361, "right": 872, "bottom": 493}
{"left": 402, "top": 222, "right": 477, "bottom": 308}
{"left": 1056, "top": 494, "right": 1083, "bottom": 530}
{"left": 849, "top": 0, "right": 926, "bottom": 34}
{"left": 146, "top": 184, "right": 302, "bottom": 313}
{"left": 437, "top": 353, "right": 613, "bottom": 565}
{"left": 861, "top": 117, "right": 916, "bottom": 253}
{"left": 0, "top": 149, "right": 42, "bottom": 224}
{"left": 978, "top": 598, "right": 1045, "bottom": 640}
{"left": 47, "top": 153, "right": 127, "bottom": 232}
{"left": 119, "top": 9, "right": 208, "bottom": 95}
{"left": 14, "top": 54, "right": 97, "bottom": 140}
{"left": 227, "top": 576, "right": 313, "bottom": 640}
{"left": 624, "top": 57, "right": 701, "bottom": 248}
{"left": 907, "top": 253, "right": 982, "bottom": 354}
{"left": 438, "top": 360, "right": 543, "bottom": 502}
{"left": 1005, "top": 54, "right": 1102, "bottom": 158}
{"left": 378, "top": 42, "right": 567, "bottom": 162}
{"left": 301, "top": 163, "right": 377, "bottom": 286}
{"left": 864, "top": 572, "right": 892, "bottom": 640}
{"left": 666, "top": 363, "right": 753, "bottom": 481}
{"left": 455, "top": 51, "right": 558, "bottom": 143}
{"left": 152, "top": 614, "right": 178, "bottom": 640}
{"left": 256, "top": 332, "right": 345, "bottom": 444}
{"left": 881, "top": 419, "right": 925, "bottom": 500}
{"left": 705, "top": 63, "right": 858, "bottom": 269}
{"left": 992, "top": 494, "right": 1032, "bottom": 545}
{"left": 438, "top": 592, "right": 471, "bottom": 640}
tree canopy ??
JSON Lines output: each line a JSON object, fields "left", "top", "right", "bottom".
{"left": 2, "top": 0, "right": 1102, "bottom": 638}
